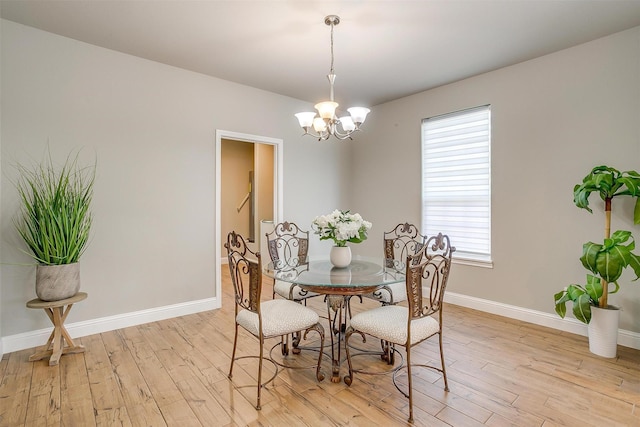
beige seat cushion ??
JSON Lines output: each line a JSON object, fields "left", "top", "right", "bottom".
{"left": 237, "top": 299, "right": 320, "bottom": 338}
{"left": 364, "top": 282, "right": 407, "bottom": 304}
{"left": 274, "top": 279, "right": 319, "bottom": 301}
{"left": 349, "top": 305, "right": 439, "bottom": 346}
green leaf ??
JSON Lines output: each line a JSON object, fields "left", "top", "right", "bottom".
{"left": 627, "top": 251, "right": 640, "bottom": 280}
{"left": 597, "top": 246, "right": 625, "bottom": 283}
{"left": 611, "top": 229, "right": 632, "bottom": 243}
{"left": 554, "top": 290, "right": 568, "bottom": 318}
{"left": 608, "top": 281, "right": 621, "bottom": 294}
{"left": 566, "top": 284, "right": 585, "bottom": 300}
{"left": 585, "top": 274, "right": 603, "bottom": 301}
{"left": 572, "top": 293, "right": 592, "bottom": 324}
{"left": 580, "top": 241, "right": 601, "bottom": 274}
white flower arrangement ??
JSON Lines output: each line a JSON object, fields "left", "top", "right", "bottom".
{"left": 312, "top": 210, "right": 372, "bottom": 247}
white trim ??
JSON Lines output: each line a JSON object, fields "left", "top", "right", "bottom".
{"left": 2, "top": 297, "right": 219, "bottom": 354}
{"left": 5, "top": 291, "right": 637, "bottom": 355}
{"left": 452, "top": 257, "right": 493, "bottom": 269}
{"left": 443, "top": 291, "right": 640, "bottom": 350}
{"left": 215, "top": 130, "right": 284, "bottom": 311}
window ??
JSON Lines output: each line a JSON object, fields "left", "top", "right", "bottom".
{"left": 421, "top": 105, "right": 492, "bottom": 266}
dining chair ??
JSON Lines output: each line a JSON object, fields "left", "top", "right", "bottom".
{"left": 225, "top": 231, "right": 325, "bottom": 410}
{"left": 265, "top": 221, "right": 323, "bottom": 355}
{"left": 343, "top": 233, "right": 455, "bottom": 423}
{"left": 367, "top": 222, "right": 427, "bottom": 305}
{"left": 265, "top": 221, "right": 320, "bottom": 303}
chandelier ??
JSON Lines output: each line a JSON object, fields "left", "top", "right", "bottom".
{"left": 295, "top": 15, "right": 370, "bottom": 141}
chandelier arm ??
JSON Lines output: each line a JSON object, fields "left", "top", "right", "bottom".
{"left": 300, "top": 128, "right": 331, "bottom": 141}
{"left": 330, "top": 127, "right": 357, "bottom": 140}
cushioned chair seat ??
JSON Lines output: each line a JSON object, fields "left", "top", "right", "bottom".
{"left": 274, "top": 279, "right": 320, "bottom": 301}
{"left": 349, "top": 305, "right": 439, "bottom": 346}
{"left": 365, "top": 282, "right": 407, "bottom": 304}
{"left": 236, "top": 298, "right": 320, "bottom": 338}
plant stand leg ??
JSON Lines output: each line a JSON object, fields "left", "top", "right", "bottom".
{"left": 27, "top": 293, "right": 87, "bottom": 366}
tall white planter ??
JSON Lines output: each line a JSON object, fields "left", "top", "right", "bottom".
{"left": 588, "top": 306, "right": 620, "bottom": 358}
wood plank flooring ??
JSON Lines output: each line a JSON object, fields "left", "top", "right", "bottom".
{"left": 1, "top": 269, "right": 639, "bottom": 426}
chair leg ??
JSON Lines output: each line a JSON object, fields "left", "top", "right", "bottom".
{"left": 257, "top": 337, "right": 264, "bottom": 410}
{"left": 292, "top": 331, "right": 301, "bottom": 354}
{"left": 439, "top": 332, "right": 449, "bottom": 392}
{"left": 380, "top": 339, "right": 395, "bottom": 365}
{"left": 305, "top": 322, "right": 326, "bottom": 382}
{"left": 342, "top": 327, "right": 364, "bottom": 386}
{"left": 406, "top": 344, "right": 414, "bottom": 424}
{"left": 281, "top": 334, "right": 289, "bottom": 356}
{"left": 229, "top": 323, "right": 239, "bottom": 379}
{"left": 343, "top": 328, "right": 354, "bottom": 386}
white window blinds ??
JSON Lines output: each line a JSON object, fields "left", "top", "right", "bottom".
{"left": 421, "top": 105, "right": 491, "bottom": 264}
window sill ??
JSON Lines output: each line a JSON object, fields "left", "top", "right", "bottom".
{"left": 452, "top": 256, "right": 493, "bottom": 269}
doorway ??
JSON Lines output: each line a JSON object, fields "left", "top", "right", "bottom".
{"left": 215, "top": 130, "right": 283, "bottom": 306}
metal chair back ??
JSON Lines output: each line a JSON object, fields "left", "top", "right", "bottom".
{"left": 225, "top": 231, "right": 262, "bottom": 314}
{"left": 405, "top": 233, "right": 455, "bottom": 321}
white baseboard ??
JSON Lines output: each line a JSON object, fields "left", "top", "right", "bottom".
{"left": 444, "top": 292, "right": 640, "bottom": 351}
{"left": 2, "top": 296, "right": 220, "bottom": 355}
{"left": 4, "top": 291, "right": 638, "bottom": 357}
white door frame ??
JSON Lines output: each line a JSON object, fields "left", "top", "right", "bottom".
{"left": 215, "top": 130, "right": 283, "bottom": 306}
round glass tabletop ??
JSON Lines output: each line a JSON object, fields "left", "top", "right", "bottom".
{"left": 264, "top": 256, "right": 404, "bottom": 294}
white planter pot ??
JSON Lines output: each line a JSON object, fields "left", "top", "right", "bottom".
{"left": 588, "top": 305, "right": 620, "bottom": 358}
{"left": 330, "top": 246, "right": 352, "bottom": 268}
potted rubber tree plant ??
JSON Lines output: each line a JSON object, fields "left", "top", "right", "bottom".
{"left": 14, "top": 150, "right": 95, "bottom": 301}
{"left": 554, "top": 165, "right": 640, "bottom": 357}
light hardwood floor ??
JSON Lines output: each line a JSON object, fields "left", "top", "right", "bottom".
{"left": 1, "top": 269, "right": 639, "bottom": 426}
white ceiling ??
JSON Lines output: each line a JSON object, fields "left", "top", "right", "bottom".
{"left": 2, "top": 1, "right": 640, "bottom": 108}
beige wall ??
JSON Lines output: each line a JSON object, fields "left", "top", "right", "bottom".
{"left": 0, "top": 20, "right": 350, "bottom": 339}
{"left": 351, "top": 27, "right": 640, "bottom": 333}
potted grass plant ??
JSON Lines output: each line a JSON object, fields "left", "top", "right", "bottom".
{"left": 14, "top": 150, "right": 95, "bottom": 301}
{"left": 554, "top": 165, "right": 640, "bottom": 357}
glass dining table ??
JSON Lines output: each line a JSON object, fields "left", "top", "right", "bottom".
{"left": 264, "top": 256, "right": 405, "bottom": 382}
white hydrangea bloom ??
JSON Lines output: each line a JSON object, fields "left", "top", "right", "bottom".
{"left": 311, "top": 209, "right": 372, "bottom": 247}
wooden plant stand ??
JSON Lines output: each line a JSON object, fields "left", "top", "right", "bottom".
{"left": 26, "top": 292, "right": 87, "bottom": 366}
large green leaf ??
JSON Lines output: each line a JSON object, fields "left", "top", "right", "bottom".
{"left": 554, "top": 290, "right": 568, "bottom": 318}
{"left": 566, "top": 284, "right": 585, "bottom": 300}
{"left": 596, "top": 246, "right": 625, "bottom": 283}
{"left": 584, "top": 274, "right": 603, "bottom": 301}
{"left": 572, "top": 293, "right": 592, "bottom": 323}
